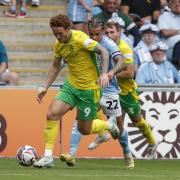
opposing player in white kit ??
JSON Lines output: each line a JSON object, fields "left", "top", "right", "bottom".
{"left": 60, "top": 19, "right": 134, "bottom": 169}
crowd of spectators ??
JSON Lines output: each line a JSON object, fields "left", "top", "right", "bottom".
{"left": 0, "top": 41, "right": 19, "bottom": 85}
{"left": 0, "top": 0, "right": 179, "bottom": 85}
{"left": 0, "top": 0, "right": 40, "bottom": 18}
{"left": 66, "top": 0, "right": 180, "bottom": 85}
{"left": 0, "top": 0, "right": 40, "bottom": 85}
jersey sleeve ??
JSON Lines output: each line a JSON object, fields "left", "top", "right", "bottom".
{"left": 120, "top": 40, "right": 134, "bottom": 64}
{"left": 103, "top": 37, "right": 121, "bottom": 59}
{"left": 77, "top": 31, "right": 99, "bottom": 51}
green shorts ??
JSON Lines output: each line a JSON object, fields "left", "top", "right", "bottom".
{"left": 119, "top": 90, "right": 141, "bottom": 118}
{"left": 55, "top": 80, "right": 102, "bottom": 121}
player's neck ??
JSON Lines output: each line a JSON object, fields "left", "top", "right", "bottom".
{"left": 64, "top": 30, "right": 72, "bottom": 44}
{"left": 116, "top": 39, "right": 120, "bottom": 45}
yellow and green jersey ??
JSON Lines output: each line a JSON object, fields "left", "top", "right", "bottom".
{"left": 116, "top": 40, "right": 138, "bottom": 95}
{"left": 54, "top": 30, "right": 99, "bottom": 90}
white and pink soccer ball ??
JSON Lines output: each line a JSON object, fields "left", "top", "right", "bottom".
{"left": 16, "top": 145, "right": 37, "bottom": 166}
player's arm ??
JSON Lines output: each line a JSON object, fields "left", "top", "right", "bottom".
{"left": 93, "top": 44, "right": 109, "bottom": 87}
{"left": 115, "top": 63, "right": 135, "bottom": 79}
{"left": 107, "top": 55, "right": 126, "bottom": 80}
{"left": 44, "top": 56, "right": 62, "bottom": 90}
{"left": 112, "top": 55, "right": 126, "bottom": 74}
{"left": 37, "top": 56, "right": 62, "bottom": 104}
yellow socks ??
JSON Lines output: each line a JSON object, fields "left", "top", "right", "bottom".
{"left": 45, "top": 120, "right": 59, "bottom": 150}
{"left": 135, "top": 118, "right": 156, "bottom": 145}
{"left": 90, "top": 119, "right": 109, "bottom": 134}
{"left": 99, "top": 130, "right": 108, "bottom": 137}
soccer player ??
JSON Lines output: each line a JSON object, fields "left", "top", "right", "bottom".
{"left": 104, "top": 19, "right": 159, "bottom": 160}
{"left": 33, "top": 14, "right": 124, "bottom": 168}
{"left": 60, "top": 18, "right": 134, "bottom": 170}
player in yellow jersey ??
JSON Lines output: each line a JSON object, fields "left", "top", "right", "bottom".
{"left": 89, "top": 18, "right": 159, "bottom": 160}
{"left": 33, "top": 14, "right": 125, "bottom": 168}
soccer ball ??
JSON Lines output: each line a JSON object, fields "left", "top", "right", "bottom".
{"left": 16, "top": 145, "right": 37, "bottom": 166}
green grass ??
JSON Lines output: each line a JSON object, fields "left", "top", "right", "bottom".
{"left": 0, "top": 158, "right": 180, "bottom": 180}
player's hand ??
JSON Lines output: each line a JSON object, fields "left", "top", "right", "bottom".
{"left": 36, "top": 86, "right": 47, "bottom": 104}
{"left": 107, "top": 70, "right": 114, "bottom": 80}
{"left": 98, "top": 73, "right": 109, "bottom": 88}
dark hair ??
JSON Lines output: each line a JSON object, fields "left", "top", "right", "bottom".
{"left": 88, "top": 18, "right": 105, "bottom": 30}
{"left": 50, "top": 14, "right": 71, "bottom": 29}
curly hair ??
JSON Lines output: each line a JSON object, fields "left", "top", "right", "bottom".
{"left": 50, "top": 14, "right": 71, "bottom": 29}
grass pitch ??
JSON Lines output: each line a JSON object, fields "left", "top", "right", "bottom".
{"left": 0, "top": 158, "right": 179, "bottom": 180}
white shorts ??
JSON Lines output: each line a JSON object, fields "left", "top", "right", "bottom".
{"left": 100, "top": 93, "right": 122, "bottom": 117}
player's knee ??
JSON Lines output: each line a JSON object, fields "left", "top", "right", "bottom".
{"left": 77, "top": 126, "right": 90, "bottom": 135}
{"left": 46, "top": 110, "right": 58, "bottom": 120}
{"left": 131, "top": 114, "right": 142, "bottom": 125}
{"left": 80, "top": 130, "right": 90, "bottom": 135}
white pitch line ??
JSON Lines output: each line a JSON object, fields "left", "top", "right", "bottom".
{"left": 0, "top": 173, "right": 179, "bottom": 178}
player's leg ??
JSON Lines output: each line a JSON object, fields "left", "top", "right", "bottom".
{"left": 76, "top": 88, "right": 119, "bottom": 136}
{"left": 33, "top": 99, "right": 71, "bottom": 168}
{"left": 60, "top": 87, "right": 119, "bottom": 167}
{"left": 99, "top": 94, "right": 131, "bottom": 154}
{"left": 60, "top": 117, "right": 113, "bottom": 167}
{"left": 132, "top": 114, "right": 158, "bottom": 160}
{"left": 120, "top": 91, "right": 158, "bottom": 160}
{"left": 34, "top": 81, "right": 76, "bottom": 168}
{"left": 70, "top": 120, "right": 82, "bottom": 157}
{"left": 115, "top": 115, "right": 134, "bottom": 170}
{"left": 60, "top": 120, "right": 82, "bottom": 166}
{"left": 101, "top": 94, "right": 134, "bottom": 169}
{"left": 88, "top": 94, "right": 121, "bottom": 150}
{"left": 88, "top": 93, "right": 134, "bottom": 169}
{"left": 88, "top": 110, "right": 110, "bottom": 150}
{"left": 33, "top": 99, "right": 72, "bottom": 168}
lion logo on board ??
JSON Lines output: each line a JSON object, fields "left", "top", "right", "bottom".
{"left": 125, "top": 92, "right": 180, "bottom": 159}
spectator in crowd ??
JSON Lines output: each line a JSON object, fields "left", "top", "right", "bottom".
{"left": 120, "top": 0, "right": 161, "bottom": 24}
{"left": 160, "top": 0, "right": 170, "bottom": 12}
{"left": 67, "top": 0, "right": 93, "bottom": 33}
{"left": 0, "top": 0, "right": 40, "bottom": 7}
{"left": 135, "top": 41, "right": 180, "bottom": 84}
{"left": 161, "top": 0, "right": 169, "bottom": 7}
{"left": 0, "top": 41, "right": 19, "bottom": 85}
{"left": 0, "top": 0, "right": 10, "bottom": 5}
{"left": 157, "top": 0, "right": 180, "bottom": 63}
{"left": 31, "top": 0, "right": 40, "bottom": 7}
{"left": 134, "top": 21, "right": 159, "bottom": 70}
{"left": 92, "top": 0, "right": 104, "bottom": 15}
{"left": 93, "top": 0, "right": 142, "bottom": 46}
{"left": 3, "top": 0, "right": 27, "bottom": 18}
